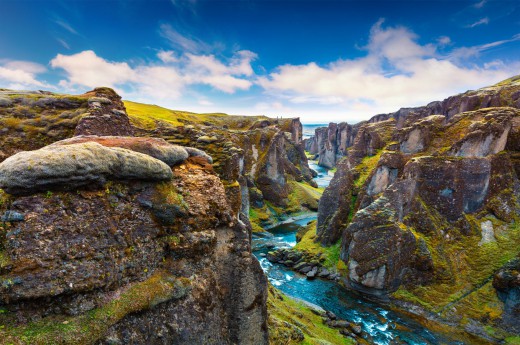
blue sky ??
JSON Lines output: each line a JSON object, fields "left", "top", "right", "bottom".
{"left": 0, "top": 0, "right": 519, "bottom": 123}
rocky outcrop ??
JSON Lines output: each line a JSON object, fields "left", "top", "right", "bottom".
{"left": 316, "top": 159, "right": 353, "bottom": 245}
{"left": 0, "top": 142, "right": 173, "bottom": 195}
{"left": 305, "top": 122, "right": 357, "bottom": 169}
{"left": 493, "top": 259, "right": 520, "bottom": 333}
{"left": 0, "top": 140, "right": 267, "bottom": 343}
{"left": 74, "top": 87, "right": 134, "bottom": 137}
{"left": 310, "top": 102, "right": 520, "bottom": 340}
{"left": 306, "top": 74, "right": 520, "bottom": 169}
{"left": 335, "top": 107, "right": 520, "bottom": 294}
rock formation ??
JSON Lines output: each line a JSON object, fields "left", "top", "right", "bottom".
{"left": 312, "top": 75, "right": 520, "bottom": 342}
{"left": 0, "top": 91, "right": 269, "bottom": 344}
{"left": 307, "top": 74, "right": 520, "bottom": 169}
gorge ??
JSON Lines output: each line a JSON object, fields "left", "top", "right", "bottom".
{"left": 0, "top": 75, "right": 519, "bottom": 345}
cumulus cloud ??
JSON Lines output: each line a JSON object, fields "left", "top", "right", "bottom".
{"left": 258, "top": 20, "right": 520, "bottom": 119}
{"left": 51, "top": 50, "right": 136, "bottom": 88}
{"left": 0, "top": 60, "right": 49, "bottom": 89}
{"left": 50, "top": 49, "right": 256, "bottom": 100}
{"left": 157, "top": 50, "right": 178, "bottom": 63}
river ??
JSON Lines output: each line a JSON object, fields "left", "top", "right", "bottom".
{"left": 252, "top": 157, "right": 470, "bottom": 345}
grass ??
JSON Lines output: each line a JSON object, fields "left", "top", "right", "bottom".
{"left": 506, "top": 336, "right": 520, "bottom": 345}
{"left": 124, "top": 100, "right": 269, "bottom": 130}
{"left": 294, "top": 221, "right": 342, "bottom": 270}
{"left": 0, "top": 271, "right": 191, "bottom": 345}
{"left": 268, "top": 285, "right": 354, "bottom": 345}
{"left": 286, "top": 181, "right": 323, "bottom": 214}
{"left": 392, "top": 218, "right": 520, "bottom": 323}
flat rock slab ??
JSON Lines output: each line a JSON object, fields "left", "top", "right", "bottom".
{"left": 0, "top": 142, "right": 173, "bottom": 195}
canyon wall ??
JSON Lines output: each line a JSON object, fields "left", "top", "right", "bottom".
{"left": 0, "top": 88, "right": 273, "bottom": 344}
{"left": 313, "top": 76, "right": 520, "bottom": 341}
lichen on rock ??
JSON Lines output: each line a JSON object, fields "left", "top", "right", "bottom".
{"left": 0, "top": 142, "right": 173, "bottom": 195}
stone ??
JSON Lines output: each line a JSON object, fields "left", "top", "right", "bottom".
{"left": 184, "top": 146, "right": 213, "bottom": 164}
{"left": 318, "top": 267, "right": 330, "bottom": 278}
{"left": 325, "top": 310, "right": 337, "bottom": 320}
{"left": 0, "top": 142, "right": 173, "bottom": 195}
{"left": 299, "top": 265, "right": 313, "bottom": 274}
{"left": 1, "top": 210, "right": 24, "bottom": 222}
{"left": 197, "top": 135, "right": 218, "bottom": 143}
{"left": 478, "top": 220, "right": 496, "bottom": 246}
{"left": 0, "top": 97, "right": 13, "bottom": 107}
{"left": 306, "top": 266, "right": 318, "bottom": 279}
{"left": 51, "top": 136, "right": 190, "bottom": 166}
{"left": 351, "top": 323, "right": 363, "bottom": 335}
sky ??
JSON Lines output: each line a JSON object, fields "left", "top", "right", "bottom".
{"left": 0, "top": 0, "right": 519, "bottom": 123}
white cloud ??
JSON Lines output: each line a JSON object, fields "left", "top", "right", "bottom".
{"left": 56, "top": 38, "right": 71, "bottom": 50}
{"left": 467, "top": 17, "right": 489, "bottom": 28}
{"left": 54, "top": 19, "right": 79, "bottom": 35}
{"left": 0, "top": 60, "right": 48, "bottom": 89}
{"left": 437, "top": 36, "right": 451, "bottom": 47}
{"left": 50, "top": 49, "right": 256, "bottom": 100}
{"left": 159, "top": 24, "right": 210, "bottom": 54}
{"left": 258, "top": 21, "right": 520, "bottom": 120}
{"left": 450, "top": 33, "right": 520, "bottom": 59}
{"left": 473, "top": 0, "right": 487, "bottom": 9}
{"left": 185, "top": 50, "right": 257, "bottom": 92}
{"left": 198, "top": 99, "right": 213, "bottom": 106}
{"left": 51, "top": 50, "right": 136, "bottom": 88}
{"left": 157, "top": 50, "right": 178, "bottom": 63}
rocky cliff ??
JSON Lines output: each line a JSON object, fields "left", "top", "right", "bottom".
{"left": 0, "top": 89, "right": 270, "bottom": 344}
{"left": 139, "top": 107, "right": 319, "bottom": 231}
{"left": 306, "top": 74, "right": 520, "bottom": 170}
{"left": 312, "top": 76, "right": 520, "bottom": 342}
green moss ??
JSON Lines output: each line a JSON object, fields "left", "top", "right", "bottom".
{"left": 353, "top": 150, "right": 383, "bottom": 188}
{"left": 0, "top": 251, "right": 10, "bottom": 269}
{"left": 154, "top": 182, "right": 188, "bottom": 210}
{"left": 124, "top": 100, "right": 269, "bottom": 130}
{"left": 0, "top": 271, "right": 191, "bottom": 344}
{"left": 0, "top": 189, "right": 9, "bottom": 207}
{"left": 505, "top": 336, "right": 520, "bottom": 345}
{"left": 268, "top": 285, "right": 354, "bottom": 345}
{"left": 285, "top": 181, "right": 322, "bottom": 214}
{"left": 294, "top": 221, "right": 341, "bottom": 270}
{"left": 392, "top": 219, "right": 520, "bottom": 320}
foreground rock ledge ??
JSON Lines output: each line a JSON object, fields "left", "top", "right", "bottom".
{"left": 0, "top": 139, "right": 267, "bottom": 344}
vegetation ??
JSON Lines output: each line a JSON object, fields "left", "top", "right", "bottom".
{"left": 0, "top": 271, "right": 191, "bottom": 345}
{"left": 294, "top": 221, "right": 342, "bottom": 270}
{"left": 392, "top": 218, "right": 520, "bottom": 331}
{"left": 124, "top": 100, "right": 269, "bottom": 130}
{"left": 352, "top": 150, "right": 383, "bottom": 188}
{"left": 268, "top": 285, "right": 354, "bottom": 345}
{"left": 286, "top": 181, "right": 323, "bottom": 214}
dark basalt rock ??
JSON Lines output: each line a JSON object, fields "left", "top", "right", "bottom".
{"left": 493, "top": 259, "right": 520, "bottom": 333}
{"left": 74, "top": 87, "right": 135, "bottom": 137}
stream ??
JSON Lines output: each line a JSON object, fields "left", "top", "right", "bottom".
{"left": 252, "top": 156, "right": 469, "bottom": 345}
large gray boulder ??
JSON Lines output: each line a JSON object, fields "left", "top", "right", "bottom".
{"left": 0, "top": 142, "right": 173, "bottom": 195}
{"left": 51, "top": 135, "right": 190, "bottom": 166}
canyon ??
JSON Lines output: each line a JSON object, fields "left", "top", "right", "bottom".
{"left": 0, "top": 74, "right": 519, "bottom": 344}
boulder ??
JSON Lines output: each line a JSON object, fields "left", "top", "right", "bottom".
{"left": 0, "top": 142, "right": 173, "bottom": 195}
{"left": 184, "top": 146, "right": 213, "bottom": 163}
{"left": 51, "top": 135, "right": 190, "bottom": 166}
{"left": 306, "top": 266, "right": 318, "bottom": 279}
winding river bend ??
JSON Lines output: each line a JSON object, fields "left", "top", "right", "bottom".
{"left": 252, "top": 135, "right": 469, "bottom": 344}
